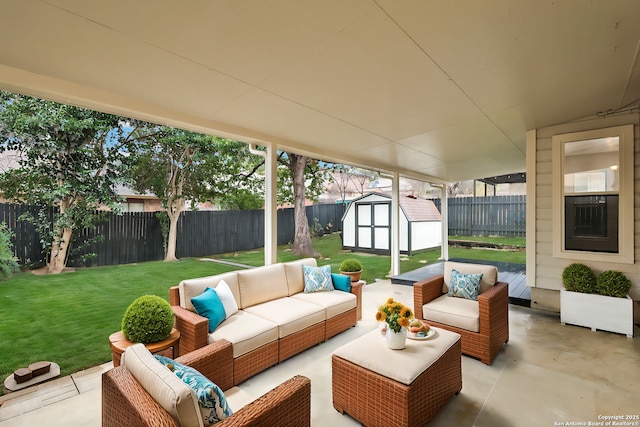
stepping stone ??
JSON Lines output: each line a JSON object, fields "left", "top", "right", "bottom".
{"left": 13, "top": 368, "right": 32, "bottom": 384}
{"left": 29, "top": 361, "right": 51, "bottom": 376}
{"left": 3, "top": 362, "right": 60, "bottom": 393}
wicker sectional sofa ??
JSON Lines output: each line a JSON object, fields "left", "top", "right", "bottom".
{"left": 169, "top": 258, "right": 363, "bottom": 386}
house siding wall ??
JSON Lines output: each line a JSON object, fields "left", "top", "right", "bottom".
{"left": 531, "top": 113, "right": 640, "bottom": 321}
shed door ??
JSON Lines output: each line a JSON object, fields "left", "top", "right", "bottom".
{"left": 356, "top": 202, "right": 390, "bottom": 250}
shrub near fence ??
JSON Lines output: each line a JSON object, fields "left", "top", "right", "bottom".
{"left": 0, "top": 203, "right": 347, "bottom": 267}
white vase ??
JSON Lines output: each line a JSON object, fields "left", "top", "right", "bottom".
{"left": 385, "top": 326, "right": 407, "bottom": 349}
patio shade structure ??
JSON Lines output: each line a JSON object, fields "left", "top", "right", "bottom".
{"left": 0, "top": 1, "right": 639, "bottom": 269}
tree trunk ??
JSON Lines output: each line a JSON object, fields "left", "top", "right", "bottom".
{"left": 165, "top": 213, "right": 179, "bottom": 261}
{"left": 289, "top": 154, "right": 319, "bottom": 257}
{"left": 48, "top": 195, "right": 73, "bottom": 274}
{"left": 164, "top": 198, "right": 184, "bottom": 262}
{"left": 48, "top": 227, "right": 73, "bottom": 274}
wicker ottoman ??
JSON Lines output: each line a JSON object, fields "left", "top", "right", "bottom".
{"left": 332, "top": 327, "right": 461, "bottom": 427}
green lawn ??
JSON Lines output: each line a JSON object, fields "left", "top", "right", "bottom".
{"left": 0, "top": 259, "right": 237, "bottom": 388}
{"left": 0, "top": 233, "right": 524, "bottom": 391}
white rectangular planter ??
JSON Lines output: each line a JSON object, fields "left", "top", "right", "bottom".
{"left": 560, "top": 290, "right": 634, "bottom": 338}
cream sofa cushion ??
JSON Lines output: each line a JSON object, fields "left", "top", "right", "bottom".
{"left": 423, "top": 294, "right": 480, "bottom": 333}
{"left": 291, "top": 290, "right": 356, "bottom": 319}
{"left": 179, "top": 272, "right": 240, "bottom": 312}
{"left": 121, "top": 343, "right": 202, "bottom": 427}
{"left": 443, "top": 261, "right": 497, "bottom": 295}
{"left": 209, "top": 310, "right": 278, "bottom": 358}
{"left": 244, "top": 297, "right": 325, "bottom": 338}
{"left": 238, "top": 264, "right": 289, "bottom": 309}
{"left": 284, "top": 258, "right": 317, "bottom": 295}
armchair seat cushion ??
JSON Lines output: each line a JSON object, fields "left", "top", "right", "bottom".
{"left": 423, "top": 294, "right": 480, "bottom": 333}
{"left": 244, "top": 297, "right": 325, "bottom": 338}
{"left": 209, "top": 310, "right": 278, "bottom": 358}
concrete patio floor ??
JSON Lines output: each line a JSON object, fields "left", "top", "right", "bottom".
{"left": 1, "top": 279, "right": 639, "bottom": 426}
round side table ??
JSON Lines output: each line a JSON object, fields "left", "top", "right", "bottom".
{"left": 109, "top": 328, "right": 180, "bottom": 367}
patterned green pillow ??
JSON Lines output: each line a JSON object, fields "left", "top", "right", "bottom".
{"left": 155, "top": 355, "right": 232, "bottom": 425}
{"left": 302, "top": 264, "right": 334, "bottom": 293}
{"left": 448, "top": 269, "right": 483, "bottom": 301}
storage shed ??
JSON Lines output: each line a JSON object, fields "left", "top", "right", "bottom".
{"left": 341, "top": 193, "right": 442, "bottom": 255}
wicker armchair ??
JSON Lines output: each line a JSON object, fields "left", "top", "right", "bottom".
{"left": 102, "top": 342, "right": 311, "bottom": 427}
{"left": 413, "top": 262, "right": 509, "bottom": 365}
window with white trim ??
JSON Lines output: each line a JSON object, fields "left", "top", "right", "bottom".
{"left": 552, "top": 125, "right": 634, "bottom": 264}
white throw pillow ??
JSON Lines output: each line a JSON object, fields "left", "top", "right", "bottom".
{"left": 215, "top": 280, "right": 239, "bottom": 319}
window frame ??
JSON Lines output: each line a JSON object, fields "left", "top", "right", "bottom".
{"left": 551, "top": 125, "right": 634, "bottom": 264}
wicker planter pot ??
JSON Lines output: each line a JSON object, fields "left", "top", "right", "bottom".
{"left": 340, "top": 270, "right": 362, "bottom": 282}
{"left": 560, "top": 290, "right": 634, "bottom": 338}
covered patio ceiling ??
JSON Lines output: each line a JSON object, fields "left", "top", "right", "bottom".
{"left": 1, "top": 1, "right": 639, "bottom": 184}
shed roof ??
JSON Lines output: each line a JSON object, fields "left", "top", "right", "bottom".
{"left": 400, "top": 196, "right": 441, "bottom": 222}
{"left": 348, "top": 192, "right": 441, "bottom": 222}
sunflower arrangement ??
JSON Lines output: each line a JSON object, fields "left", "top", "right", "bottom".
{"left": 375, "top": 298, "right": 413, "bottom": 333}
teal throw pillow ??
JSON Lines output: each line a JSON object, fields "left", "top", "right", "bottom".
{"left": 448, "top": 269, "right": 483, "bottom": 301}
{"left": 302, "top": 264, "right": 334, "bottom": 293}
{"left": 191, "top": 288, "right": 226, "bottom": 332}
{"left": 155, "top": 355, "right": 232, "bottom": 425}
{"left": 331, "top": 273, "right": 351, "bottom": 292}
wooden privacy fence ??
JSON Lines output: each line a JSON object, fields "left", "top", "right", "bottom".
{"left": 0, "top": 203, "right": 346, "bottom": 267}
{"left": 430, "top": 195, "right": 526, "bottom": 237}
{"left": 1, "top": 197, "right": 525, "bottom": 267}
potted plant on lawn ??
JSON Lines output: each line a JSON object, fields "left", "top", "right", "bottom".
{"left": 560, "top": 263, "right": 634, "bottom": 338}
{"left": 339, "top": 258, "right": 363, "bottom": 282}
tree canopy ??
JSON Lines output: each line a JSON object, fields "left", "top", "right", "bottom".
{"left": 125, "top": 124, "right": 262, "bottom": 260}
{"left": 0, "top": 91, "right": 133, "bottom": 273}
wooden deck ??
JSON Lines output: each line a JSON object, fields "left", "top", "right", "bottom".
{"left": 390, "top": 258, "right": 530, "bottom": 307}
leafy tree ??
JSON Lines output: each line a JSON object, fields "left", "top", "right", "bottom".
{"left": 350, "top": 167, "right": 376, "bottom": 196}
{"left": 327, "top": 164, "right": 351, "bottom": 205}
{"left": 0, "top": 222, "right": 19, "bottom": 279}
{"left": 0, "top": 91, "right": 132, "bottom": 274}
{"left": 126, "top": 126, "right": 260, "bottom": 260}
{"left": 216, "top": 189, "right": 263, "bottom": 211}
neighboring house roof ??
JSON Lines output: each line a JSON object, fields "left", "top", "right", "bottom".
{"left": 114, "top": 184, "right": 158, "bottom": 200}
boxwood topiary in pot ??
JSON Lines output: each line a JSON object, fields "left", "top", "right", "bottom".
{"left": 561, "top": 263, "right": 596, "bottom": 293}
{"left": 121, "top": 295, "right": 174, "bottom": 344}
{"left": 339, "top": 258, "right": 363, "bottom": 282}
{"left": 595, "top": 270, "right": 631, "bottom": 298}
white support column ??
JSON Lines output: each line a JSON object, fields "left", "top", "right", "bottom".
{"left": 525, "top": 129, "right": 537, "bottom": 287}
{"left": 391, "top": 172, "right": 400, "bottom": 276}
{"left": 440, "top": 184, "right": 449, "bottom": 260}
{"left": 264, "top": 145, "right": 277, "bottom": 265}
{"left": 249, "top": 143, "right": 278, "bottom": 265}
